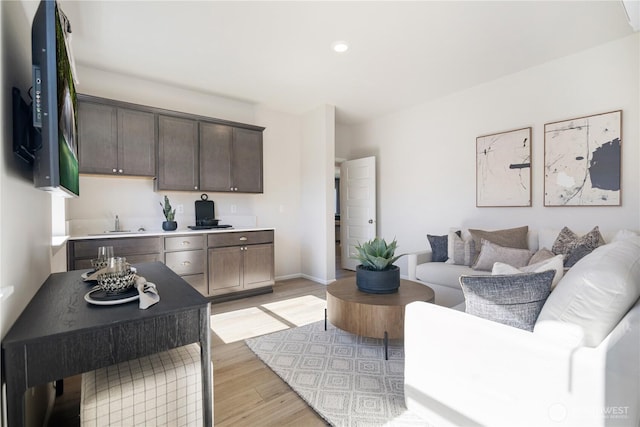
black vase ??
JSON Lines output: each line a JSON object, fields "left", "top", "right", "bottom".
{"left": 162, "top": 221, "right": 177, "bottom": 231}
{"left": 355, "top": 265, "right": 400, "bottom": 294}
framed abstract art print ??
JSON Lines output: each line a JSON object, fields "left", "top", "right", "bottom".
{"left": 544, "top": 110, "right": 621, "bottom": 206}
{"left": 476, "top": 127, "right": 532, "bottom": 207}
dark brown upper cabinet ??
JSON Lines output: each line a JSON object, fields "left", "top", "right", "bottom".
{"left": 77, "top": 94, "right": 264, "bottom": 193}
{"left": 200, "top": 123, "right": 263, "bottom": 193}
{"left": 157, "top": 115, "right": 199, "bottom": 191}
{"left": 78, "top": 95, "right": 156, "bottom": 176}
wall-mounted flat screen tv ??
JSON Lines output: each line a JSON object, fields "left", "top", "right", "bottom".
{"left": 31, "top": 0, "right": 79, "bottom": 197}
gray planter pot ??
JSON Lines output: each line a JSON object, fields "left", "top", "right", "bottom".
{"left": 356, "top": 265, "right": 400, "bottom": 294}
{"left": 162, "top": 221, "right": 177, "bottom": 231}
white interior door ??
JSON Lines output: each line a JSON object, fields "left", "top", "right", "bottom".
{"left": 340, "top": 156, "right": 376, "bottom": 270}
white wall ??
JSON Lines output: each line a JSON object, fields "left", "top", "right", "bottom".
{"left": 300, "top": 105, "right": 336, "bottom": 284}
{"left": 76, "top": 65, "right": 256, "bottom": 125}
{"left": 0, "top": 0, "right": 53, "bottom": 350}
{"left": 1, "top": 1, "right": 57, "bottom": 426}
{"left": 345, "top": 34, "right": 640, "bottom": 272}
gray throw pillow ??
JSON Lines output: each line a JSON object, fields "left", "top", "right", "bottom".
{"left": 427, "top": 234, "right": 448, "bottom": 262}
{"left": 552, "top": 226, "right": 605, "bottom": 267}
{"left": 460, "top": 270, "right": 555, "bottom": 331}
{"left": 472, "top": 239, "right": 533, "bottom": 271}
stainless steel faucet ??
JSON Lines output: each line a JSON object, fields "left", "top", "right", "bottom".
{"left": 115, "top": 215, "right": 120, "bottom": 231}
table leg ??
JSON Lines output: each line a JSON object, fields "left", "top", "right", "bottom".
{"left": 199, "top": 305, "right": 213, "bottom": 427}
{"left": 5, "top": 368, "right": 27, "bottom": 427}
{"left": 324, "top": 308, "right": 327, "bottom": 331}
{"left": 384, "top": 331, "right": 388, "bottom": 360}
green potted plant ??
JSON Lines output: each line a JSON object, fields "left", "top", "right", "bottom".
{"left": 352, "top": 237, "right": 404, "bottom": 294}
{"left": 160, "top": 195, "right": 177, "bottom": 231}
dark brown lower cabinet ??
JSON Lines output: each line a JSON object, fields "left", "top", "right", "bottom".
{"left": 208, "top": 231, "right": 274, "bottom": 298}
{"left": 67, "top": 230, "right": 274, "bottom": 301}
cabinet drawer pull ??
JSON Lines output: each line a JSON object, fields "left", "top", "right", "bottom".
{"left": 181, "top": 241, "right": 191, "bottom": 246}
{"left": 181, "top": 261, "right": 191, "bottom": 266}
{"left": 239, "top": 237, "right": 248, "bottom": 241}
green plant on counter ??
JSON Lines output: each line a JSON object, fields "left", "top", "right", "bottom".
{"left": 352, "top": 237, "right": 404, "bottom": 271}
{"left": 160, "top": 195, "right": 176, "bottom": 221}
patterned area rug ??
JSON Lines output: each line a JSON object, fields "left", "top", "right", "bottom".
{"left": 245, "top": 320, "right": 426, "bottom": 426}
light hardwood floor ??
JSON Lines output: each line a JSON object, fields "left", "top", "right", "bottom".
{"left": 47, "top": 274, "right": 353, "bottom": 426}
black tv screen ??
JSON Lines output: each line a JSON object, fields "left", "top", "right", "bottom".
{"left": 32, "top": 0, "right": 79, "bottom": 197}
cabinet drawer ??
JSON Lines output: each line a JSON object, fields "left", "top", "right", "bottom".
{"left": 72, "top": 237, "right": 161, "bottom": 259}
{"left": 165, "top": 250, "right": 204, "bottom": 276}
{"left": 75, "top": 253, "right": 160, "bottom": 270}
{"left": 208, "top": 230, "right": 274, "bottom": 248}
{"left": 165, "top": 235, "right": 204, "bottom": 251}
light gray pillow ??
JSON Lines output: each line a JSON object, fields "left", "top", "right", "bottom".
{"left": 472, "top": 239, "right": 533, "bottom": 271}
{"left": 447, "top": 229, "right": 475, "bottom": 266}
{"left": 528, "top": 248, "right": 555, "bottom": 265}
{"left": 460, "top": 270, "right": 555, "bottom": 331}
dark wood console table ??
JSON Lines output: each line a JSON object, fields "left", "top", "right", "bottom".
{"left": 2, "top": 262, "right": 212, "bottom": 427}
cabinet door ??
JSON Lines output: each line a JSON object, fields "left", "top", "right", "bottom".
{"left": 232, "top": 128, "right": 263, "bottom": 193}
{"left": 78, "top": 101, "right": 118, "bottom": 174}
{"left": 200, "top": 122, "right": 232, "bottom": 192}
{"left": 157, "top": 115, "right": 199, "bottom": 190}
{"left": 243, "top": 243, "right": 274, "bottom": 289}
{"left": 118, "top": 108, "right": 156, "bottom": 176}
{"left": 208, "top": 247, "right": 243, "bottom": 294}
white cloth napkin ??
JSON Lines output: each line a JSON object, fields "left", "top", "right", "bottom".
{"left": 135, "top": 275, "right": 160, "bottom": 309}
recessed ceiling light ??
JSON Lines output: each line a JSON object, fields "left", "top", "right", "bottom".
{"left": 332, "top": 41, "right": 349, "bottom": 53}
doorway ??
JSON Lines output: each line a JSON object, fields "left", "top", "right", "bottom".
{"left": 339, "top": 156, "right": 377, "bottom": 271}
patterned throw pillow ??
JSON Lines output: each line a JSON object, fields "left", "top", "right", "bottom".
{"left": 552, "top": 226, "right": 605, "bottom": 267}
{"left": 427, "top": 234, "right": 448, "bottom": 262}
{"left": 460, "top": 270, "right": 555, "bottom": 331}
{"left": 446, "top": 230, "right": 476, "bottom": 266}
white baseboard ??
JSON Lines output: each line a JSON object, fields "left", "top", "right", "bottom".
{"left": 301, "top": 274, "right": 333, "bottom": 285}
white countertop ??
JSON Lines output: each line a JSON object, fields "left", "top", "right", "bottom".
{"left": 69, "top": 227, "right": 274, "bottom": 241}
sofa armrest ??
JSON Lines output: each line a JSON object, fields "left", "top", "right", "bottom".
{"left": 406, "top": 250, "right": 432, "bottom": 280}
{"left": 404, "top": 302, "right": 597, "bottom": 427}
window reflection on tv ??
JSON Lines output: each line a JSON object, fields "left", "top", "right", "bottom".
{"left": 56, "top": 3, "right": 79, "bottom": 196}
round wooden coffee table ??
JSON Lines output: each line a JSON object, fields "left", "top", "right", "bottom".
{"left": 326, "top": 278, "right": 435, "bottom": 358}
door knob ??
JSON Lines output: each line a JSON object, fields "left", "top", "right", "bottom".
{"left": 368, "top": 219, "right": 374, "bottom": 224}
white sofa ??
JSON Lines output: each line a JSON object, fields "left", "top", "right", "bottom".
{"left": 406, "top": 228, "right": 618, "bottom": 308}
{"left": 404, "top": 234, "right": 640, "bottom": 427}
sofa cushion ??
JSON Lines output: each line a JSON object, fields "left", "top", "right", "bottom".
{"left": 493, "top": 254, "right": 565, "bottom": 289}
{"left": 551, "top": 226, "right": 605, "bottom": 267}
{"left": 460, "top": 270, "right": 554, "bottom": 331}
{"left": 472, "top": 239, "right": 533, "bottom": 271}
{"left": 427, "top": 234, "right": 448, "bottom": 262}
{"left": 536, "top": 236, "right": 640, "bottom": 347}
{"left": 416, "top": 262, "right": 490, "bottom": 289}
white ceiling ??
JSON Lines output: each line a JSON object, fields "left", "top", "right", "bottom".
{"left": 56, "top": 1, "right": 634, "bottom": 124}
